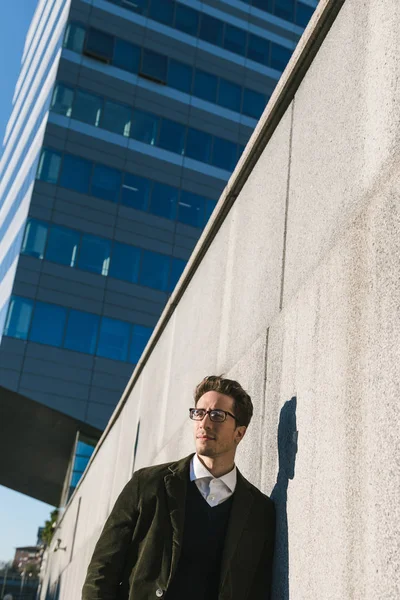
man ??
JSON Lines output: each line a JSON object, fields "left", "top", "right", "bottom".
{"left": 82, "top": 375, "right": 275, "bottom": 600}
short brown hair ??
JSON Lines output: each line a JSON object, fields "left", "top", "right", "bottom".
{"left": 194, "top": 375, "right": 253, "bottom": 427}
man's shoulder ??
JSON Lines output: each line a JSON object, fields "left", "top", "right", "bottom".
{"left": 239, "top": 471, "right": 275, "bottom": 512}
{"left": 132, "top": 453, "right": 194, "bottom": 485}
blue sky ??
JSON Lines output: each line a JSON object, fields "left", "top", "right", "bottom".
{"left": 0, "top": 0, "right": 54, "bottom": 563}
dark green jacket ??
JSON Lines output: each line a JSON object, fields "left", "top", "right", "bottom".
{"left": 82, "top": 454, "right": 275, "bottom": 600}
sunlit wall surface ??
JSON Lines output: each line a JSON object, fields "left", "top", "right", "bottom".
{"left": 0, "top": 0, "right": 317, "bottom": 430}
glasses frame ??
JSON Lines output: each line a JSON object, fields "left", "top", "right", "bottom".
{"left": 189, "top": 407, "right": 237, "bottom": 423}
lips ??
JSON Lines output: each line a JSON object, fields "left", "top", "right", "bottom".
{"left": 197, "top": 435, "right": 215, "bottom": 441}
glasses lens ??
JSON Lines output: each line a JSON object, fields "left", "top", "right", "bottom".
{"left": 210, "top": 410, "right": 225, "bottom": 422}
{"left": 190, "top": 408, "right": 205, "bottom": 420}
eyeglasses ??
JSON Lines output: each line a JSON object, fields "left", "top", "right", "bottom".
{"left": 189, "top": 408, "right": 237, "bottom": 423}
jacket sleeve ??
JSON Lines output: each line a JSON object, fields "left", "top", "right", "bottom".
{"left": 82, "top": 472, "right": 140, "bottom": 600}
{"left": 249, "top": 501, "right": 276, "bottom": 600}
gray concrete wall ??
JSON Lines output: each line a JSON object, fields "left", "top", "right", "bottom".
{"left": 40, "top": 0, "right": 400, "bottom": 598}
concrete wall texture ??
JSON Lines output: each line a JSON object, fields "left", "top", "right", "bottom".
{"left": 41, "top": 0, "right": 400, "bottom": 598}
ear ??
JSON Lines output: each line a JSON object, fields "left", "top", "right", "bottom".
{"left": 234, "top": 425, "right": 247, "bottom": 445}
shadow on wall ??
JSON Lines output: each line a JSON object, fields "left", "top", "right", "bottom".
{"left": 270, "top": 396, "right": 298, "bottom": 600}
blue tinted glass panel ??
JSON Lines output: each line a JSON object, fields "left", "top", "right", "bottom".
{"left": 113, "top": 39, "right": 140, "bottom": 73}
{"left": 168, "top": 257, "right": 186, "bottom": 292}
{"left": 224, "top": 24, "right": 246, "bottom": 56}
{"left": 121, "top": 173, "right": 150, "bottom": 210}
{"left": 131, "top": 110, "right": 159, "bottom": 145}
{"left": 64, "top": 310, "right": 99, "bottom": 354}
{"left": 296, "top": 2, "right": 314, "bottom": 27}
{"left": 140, "top": 250, "right": 170, "bottom": 291}
{"left": 113, "top": 0, "right": 147, "bottom": 14}
{"left": 45, "top": 226, "right": 80, "bottom": 266}
{"left": 193, "top": 70, "right": 217, "bottom": 103}
{"left": 36, "top": 148, "right": 62, "bottom": 184}
{"left": 129, "top": 324, "right": 153, "bottom": 363}
{"left": 51, "top": 83, "right": 74, "bottom": 116}
{"left": 71, "top": 471, "right": 83, "bottom": 487}
{"left": 218, "top": 79, "right": 241, "bottom": 112}
{"left": 149, "top": 0, "right": 174, "bottom": 25}
{"left": 199, "top": 14, "right": 223, "bottom": 46}
{"left": 85, "top": 28, "right": 114, "bottom": 61}
{"left": 185, "top": 128, "right": 212, "bottom": 163}
{"left": 78, "top": 235, "right": 110, "bottom": 275}
{"left": 158, "top": 119, "right": 186, "bottom": 154}
{"left": 101, "top": 100, "right": 131, "bottom": 136}
{"left": 252, "top": 0, "right": 273, "bottom": 10}
{"left": 247, "top": 34, "right": 270, "bottom": 64}
{"left": 149, "top": 182, "right": 178, "bottom": 220}
{"left": 72, "top": 89, "right": 102, "bottom": 126}
{"left": 167, "top": 60, "right": 192, "bottom": 93}
{"left": 29, "top": 302, "right": 66, "bottom": 347}
{"left": 59, "top": 154, "right": 92, "bottom": 194}
{"left": 97, "top": 317, "right": 130, "bottom": 361}
{"left": 140, "top": 49, "right": 167, "bottom": 82}
{"left": 76, "top": 440, "right": 95, "bottom": 457}
{"left": 274, "top": 0, "right": 295, "bottom": 21}
{"left": 204, "top": 199, "right": 217, "bottom": 225}
{"left": 91, "top": 164, "right": 121, "bottom": 202}
{"left": 174, "top": 4, "right": 199, "bottom": 36}
{"left": 242, "top": 88, "right": 266, "bottom": 119}
{"left": 73, "top": 456, "right": 90, "bottom": 472}
{"left": 4, "top": 297, "right": 33, "bottom": 340}
{"left": 109, "top": 242, "right": 140, "bottom": 283}
{"left": 271, "top": 43, "right": 292, "bottom": 71}
{"left": 237, "top": 144, "right": 245, "bottom": 160}
{"left": 212, "top": 137, "right": 237, "bottom": 171}
{"left": 64, "top": 22, "right": 86, "bottom": 53}
{"left": 21, "top": 220, "right": 48, "bottom": 259}
{"left": 178, "top": 191, "right": 204, "bottom": 228}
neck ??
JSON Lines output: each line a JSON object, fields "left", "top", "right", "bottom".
{"left": 197, "top": 453, "right": 235, "bottom": 478}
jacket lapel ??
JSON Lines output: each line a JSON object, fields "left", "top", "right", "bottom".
{"left": 164, "top": 454, "right": 193, "bottom": 584}
{"left": 220, "top": 470, "right": 254, "bottom": 586}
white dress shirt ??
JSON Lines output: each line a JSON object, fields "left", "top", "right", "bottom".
{"left": 190, "top": 454, "right": 237, "bottom": 507}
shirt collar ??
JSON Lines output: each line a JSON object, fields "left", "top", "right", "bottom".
{"left": 190, "top": 453, "right": 237, "bottom": 492}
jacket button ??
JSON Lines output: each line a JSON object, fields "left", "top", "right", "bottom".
{"left": 156, "top": 589, "right": 164, "bottom": 598}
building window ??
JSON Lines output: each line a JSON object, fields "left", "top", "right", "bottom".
{"left": 167, "top": 60, "right": 192, "bottom": 93}
{"left": 118, "top": 0, "right": 148, "bottom": 14}
{"left": 274, "top": 0, "right": 295, "bottom": 21}
{"left": 199, "top": 14, "right": 224, "bottom": 47}
{"left": 204, "top": 198, "right": 217, "bottom": 225}
{"left": 185, "top": 128, "right": 212, "bottom": 163}
{"left": 148, "top": 0, "right": 174, "bottom": 26}
{"left": 63, "top": 22, "right": 86, "bottom": 53}
{"left": 178, "top": 191, "right": 205, "bottom": 228}
{"left": 84, "top": 28, "right": 114, "bottom": 62}
{"left": 72, "top": 89, "right": 102, "bottom": 127}
{"left": 224, "top": 24, "right": 246, "bottom": 56}
{"left": 212, "top": 137, "right": 237, "bottom": 171}
{"left": 247, "top": 34, "right": 270, "bottom": 65}
{"left": 253, "top": 0, "right": 273, "bottom": 10}
{"left": 140, "top": 49, "right": 168, "bottom": 83}
{"left": 51, "top": 83, "right": 74, "bottom": 117}
{"left": 131, "top": 109, "right": 159, "bottom": 145}
{"left": 36, "top": 148, "right": 62, "bottom": 184}
{"left": 270, "top": 43, "right": 292, "bottom": 71}
{"left": 168, "top": 257, "right": 186, "bottom": 292}
{"left": 109, "top": 242, "right": 141, "bottom": 283}
{"left": 296, "top": 2, "right": 314, "bottom": 27}
{"left": 97, "top": 317, "right": 131, "bottom": 361}
{"left": 218, "top": 79, "right": 242, "bottom": 113}
{"left": 140, "top": 250, "right": 170, "bottom": 291}
{"left": 129, "top": 324, "right": 152, "bottom": 363}
{"left": 59, "top": 154, "right": 92, "bottom": 194}
{"left": 4, "top": 296, "right": 33, "bottom": 340}
{"left": 29, "top": 302, "right": 66, "bottom": 347}
{"left": 21, "top": 220, "right": 48, "bottom": 259}
{"left": 101, "top": 100, "right": 131, "bottom": 136}
{"left": 77, "top": 234, "right": 110, "bottom": 276}
{"left": 45, "top": 225, "right": 80, "bottom": 267}
{"left": 242, "top": 88, "right": 266, "bottom": 119}
{"left": 174, "top": 4, "right": 199, "bottom": 36}
{"left": 149, "top": 182, "right": 178, "bottom": 220}
{"left": 121, "top": 173, "right": 151, "bottom": 210}
{"left": 113, "top": 39, "right": 140, "bottom": 73}
{"left": 158, "top": 118, "right": 186, "bottom": 154}
{"left": 91, "top": 163, "right": 122, "bottom": 203}
{"left": 64, "top": 310, "right": 99, "bottom": 354}
{"left": 193, "top": 70, "right": 218, "bottom": 103}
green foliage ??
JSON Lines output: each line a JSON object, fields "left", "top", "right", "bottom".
{"left": 41, "top": 509, "right": 59, "bottom": 546}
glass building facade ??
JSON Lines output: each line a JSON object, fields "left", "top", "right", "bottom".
{"left": 0, "top": 0, "right": 317, "bottom": 430}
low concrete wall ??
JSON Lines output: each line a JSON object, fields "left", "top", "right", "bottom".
{"left": 41, "top": 0, "right": 400, "bottom": 598}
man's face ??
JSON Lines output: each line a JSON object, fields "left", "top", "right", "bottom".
{"left": 193, "top": 391, "right": 246, "bottom": 460}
